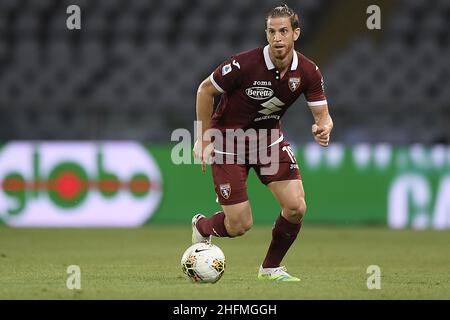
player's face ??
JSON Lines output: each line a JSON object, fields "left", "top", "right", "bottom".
{"left": 266, "top": 17, "right": 300, "bottom": 60}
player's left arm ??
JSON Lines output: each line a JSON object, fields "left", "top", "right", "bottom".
{"left": 305, "top": 62, "right": 333, "bottom": 147}
{"left": 309, "top": 104, "right": 333, "bottom": 147}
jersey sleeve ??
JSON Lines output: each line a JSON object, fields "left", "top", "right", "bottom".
{"left": 210, "top": 57, "right": 242, "bottom": 93}
{"left": 304, "top": 64, "right": 328, "bottom": 107}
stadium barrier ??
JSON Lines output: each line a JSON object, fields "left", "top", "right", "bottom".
{"left": 0, "top": 142, "right": 448, "bottom": 229}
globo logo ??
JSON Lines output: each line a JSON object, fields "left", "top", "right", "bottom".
{"left": 0, "top": 142, "right": 163, "bottom": 227}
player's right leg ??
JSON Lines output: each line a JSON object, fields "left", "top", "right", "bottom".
{"left": 192, "top": 201, "right": 253, "bottom": 243}
{"left": 192, "top": 213, "right": 211, "bottom": 243}
{"left": 191, "top": 163, "right": 253, "bottom": 243}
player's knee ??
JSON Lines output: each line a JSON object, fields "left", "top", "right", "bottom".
{"left": 226, "top": 218, "right": 253, "bottom": 237}
{"left": 284, "top": 198, "right": 307, "bottom": 222}
{"left": 242, "top": 219, "right": 253, "bottom": 233}
{"left": 228, "top": 227, "right": 248, "bottom": 237}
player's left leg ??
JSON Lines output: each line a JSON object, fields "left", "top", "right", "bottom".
{"left": 257, "top": 179, "right": 305, "bottom": 281}
{"left": 264, "top": 179, "right": 305, "bottom": 264}
{"left": 254, "top": 138, "right": 304, "bottom": 281}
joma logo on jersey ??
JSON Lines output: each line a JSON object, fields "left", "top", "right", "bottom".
{"left": 245, "top": 87, "right": 274, "bottom": 100}
{"left": 253, "top": 80, "right": 272, "bottom": 86}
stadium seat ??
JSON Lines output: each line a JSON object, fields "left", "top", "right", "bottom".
{"left": 0, "top": 0, "right": 447, "bottom": 143}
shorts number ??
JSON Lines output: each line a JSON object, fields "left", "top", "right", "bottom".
{"left": 282, "top": 146, "right": 297, "bottom": 163}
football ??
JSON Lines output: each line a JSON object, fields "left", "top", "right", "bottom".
{"left": 180, "top": 242, "right": 226, "bottom": 283}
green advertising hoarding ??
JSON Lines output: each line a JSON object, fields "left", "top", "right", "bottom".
{"left": 150, "top": 143, "right": 449, "bottom": 229}
{"left": 0, "top": 142, "right": 162, "bottom": 227}
{"left": 0, "top": 142, "right": 449, "bottom": 229}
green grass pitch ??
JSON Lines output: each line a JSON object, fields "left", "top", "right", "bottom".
{"left": 0, "top": 225, "right": 449, "bottom": 299}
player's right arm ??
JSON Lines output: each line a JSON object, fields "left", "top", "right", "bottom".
{"left": 193, "top": 77, "right": 222, "bottom": 171}
{"left": 194, "top": 57, "right": 241, "bottom": 170}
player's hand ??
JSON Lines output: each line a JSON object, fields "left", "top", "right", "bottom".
{"left": 193, "top": 139, "right": 214, "bottom": 172}
{"left": 312, "top": 123, "right": 332, "bottom": 147}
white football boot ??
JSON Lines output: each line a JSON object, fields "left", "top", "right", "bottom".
{"left": 192, "top": 214, "right": 212, "bottom": 244}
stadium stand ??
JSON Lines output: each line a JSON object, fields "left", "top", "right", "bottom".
{"left": 0, "top": 0, "right": 448, "bottom": 143}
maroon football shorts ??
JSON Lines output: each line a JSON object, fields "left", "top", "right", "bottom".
{"left": 211, "top": 143, "right": 301, "bottom": 206}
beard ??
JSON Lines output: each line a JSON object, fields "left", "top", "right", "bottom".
{"left": 271, "top": 43, "right": 291, "bottom": 60}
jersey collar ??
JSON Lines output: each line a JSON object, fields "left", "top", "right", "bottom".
{"left": 263, "top": 45, "right": 298, "bottom": 71}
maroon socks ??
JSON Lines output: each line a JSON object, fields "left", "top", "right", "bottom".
{"left": 196, "top": 211, "right": 301, "bottom": 267}
{"left": 262, "top": 214, "right": 302, "bottom": 268}
{"left": 196, "top": 211, "right": 230, "bottom": 237}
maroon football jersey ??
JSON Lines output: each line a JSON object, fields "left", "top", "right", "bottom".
{"left": 210, "top": 45, "right": 327, "bottom": 132}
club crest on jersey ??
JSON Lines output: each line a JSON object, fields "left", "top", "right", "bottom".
{"left": 219, "top": 183, "right": 231, "bottom": 199}
{"left": 288, "top": 77, "right": 301, "bottom": 92}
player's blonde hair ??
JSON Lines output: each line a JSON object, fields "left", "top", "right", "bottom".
{"left": 266, "top": 4, "right": 299, "bottom": 30}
